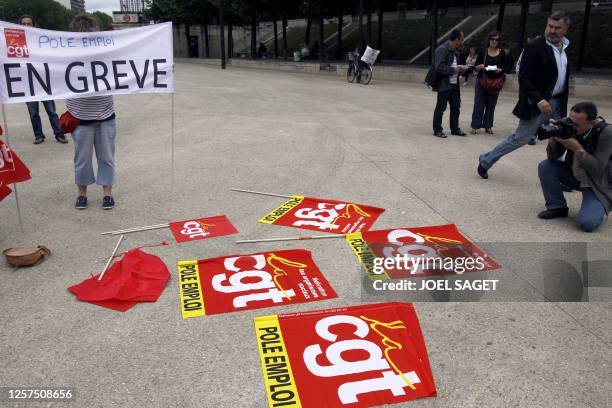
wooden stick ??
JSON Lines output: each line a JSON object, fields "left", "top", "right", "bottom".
{"left": 231, "top": 188, "right": 293, "bottom": 199}
{"left": 99, "top": 235, "right": 125, "bottom": 282}
{"left": 236, "top": 234, "right": 345, "bottom": 244}
{"left": 101, "top": 223, "right": 169, "bottom": 235}
{"left": 2, "top": 104, "right": 24, "bottom": 233}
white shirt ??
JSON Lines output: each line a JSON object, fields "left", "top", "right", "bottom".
{"left": 546, "top": 37, "right": 570, "bottom": 96}
{"left": 450, "top": 55, "right": 458, "bottom": 85}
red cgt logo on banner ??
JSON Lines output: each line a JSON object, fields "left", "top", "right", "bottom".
{"left": 346, "top": 224, "right": 502, "bottom": 280}
{"left": 168, "top": 215, "right": 238, "bottom": 243}
{"left": 4, "top": 28, "right": 29, "bottom": 58}
{"left": 177, "top": 249, "right": 337, "bottom": 318}
{"left": 254, "top": 302, "right": 437, "bottom": 407}
{"left": 258, "top": 195, "right": 385, "bottom": 234}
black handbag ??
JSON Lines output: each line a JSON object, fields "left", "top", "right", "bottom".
{"left": 424, "top": 65, "right": 438, "bottom": 88}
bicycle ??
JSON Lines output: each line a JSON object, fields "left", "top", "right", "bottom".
{"left": 346, "top": 52, "right": 373, "bottom": 85}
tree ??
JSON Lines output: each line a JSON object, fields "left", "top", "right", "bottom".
{"left": 540, "top": 0, "right": 554, "bottom": 13}
{"left": 92, "top": 11, "right": 113, "bottom": 30}
{"left": 2, "top": 0, "right": 74, "bottom": 30}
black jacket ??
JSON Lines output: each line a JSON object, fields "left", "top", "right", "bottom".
{"left": 512, "top": 36, "right": 570, "bottom": 121}
{"left": 432, "top": 43, "right": 459, "bottom": 93}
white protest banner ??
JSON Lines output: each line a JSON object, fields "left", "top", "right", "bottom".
{"left": 0, "top": 21, "right": 174, "bottom": 103}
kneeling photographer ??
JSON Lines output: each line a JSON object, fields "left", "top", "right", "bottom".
{"left": 537, "top": 102, "right": 612, "bottom": 232}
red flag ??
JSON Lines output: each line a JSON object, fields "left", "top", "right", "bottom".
{"left": 346, "top": 224, "right": 501, "bottom": 280}
{"left": 169, "top": 215, "right": 238, "bottom": 243}
{"left": 253, "top": 302, "right": 437, "bottom": 407}
{"left": 259, "top": 195, "right": 385, "bottom": 234}
{"left": 0, "top": 138, "right": 31, "bottom": 187}
{"left": 177, "top": 249, "right": 337, "bottom": 318}
{"left": 68, "top": 248, "right": 170, "bottom": 312}
{"left": 0, "top": 181, "right": 11, "bottom": 201}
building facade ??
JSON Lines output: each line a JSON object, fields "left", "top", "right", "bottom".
{"left": 55, "top": 0, "right": 86, "bottom": 13}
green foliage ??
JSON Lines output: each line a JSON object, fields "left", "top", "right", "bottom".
{"left": 464, "top": 11, "right": 612, "bottom": 70}
{"left": 91, "top": 11, "right": 113, "bottom": 30}
{"left": 1, "top": 0, "right": 75, "bottom": 30}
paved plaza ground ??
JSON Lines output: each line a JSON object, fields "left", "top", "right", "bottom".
{"left": 1, "top": 62, "right": 611, "bottom": 407}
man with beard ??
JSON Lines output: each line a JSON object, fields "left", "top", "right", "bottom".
{"left": 477, "top": 11, "right": 571, "bottom": 179}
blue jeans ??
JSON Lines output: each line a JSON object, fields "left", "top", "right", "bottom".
{"left": 538, "top": 159, "right": 606, "bottom": 232}
{"left": 26, "top": 101, "right": 63, "bottom": 139}
{"left": 72, "top": 119, "right": 116, "bottom": 186}
{"left": 479, "top": 97, "right": 562, "bottom": 170}
{"left": 471, "top": 80, "right": 499, "bottom": 130}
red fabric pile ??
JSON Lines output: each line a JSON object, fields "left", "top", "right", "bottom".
{"left": 68, "top": 248, "right": 170, "bottom": 312}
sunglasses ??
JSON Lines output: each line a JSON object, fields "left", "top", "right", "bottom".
{"left": 489, "top": 38, "right": 500, "bottom": 42}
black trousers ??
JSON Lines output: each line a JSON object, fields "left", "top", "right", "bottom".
{"left": 433, "top": 84, "right": 461, "bottom": 133}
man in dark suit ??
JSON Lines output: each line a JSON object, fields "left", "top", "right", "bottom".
{"left": 432, "top": 29, "right": 466, "bottom": 138}
{"left": 477, "top": 11, "right": 571, "bottom": 179}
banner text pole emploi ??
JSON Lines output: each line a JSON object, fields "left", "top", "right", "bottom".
{"left": 1, "top": 104, "right": 24, "bottom": 233}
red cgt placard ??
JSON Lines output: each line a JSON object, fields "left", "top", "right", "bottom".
{"left": 258, "top": 195, "right": 385, "bottom": 234}
{"left": 254, "top": 302, "right": 437, "bottom": 408}
{"left": 177, "top": 249, "right": 337, "bottom": 318}
{"left": 346, "top": 223, "right": 501, "bottom": 280}
{"left": 169, "top": 215, "right": 238, "bottom": 243}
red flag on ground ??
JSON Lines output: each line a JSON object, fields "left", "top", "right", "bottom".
{"left": 68, "top": 248, "right": 170, "bottom": 312}
{"left": 258, "top": 195, "right": 385, "bottom": 234}
{"left": 0, "top": 137, "right": 31, "bottom": 202}
{"left": 169, "top": 215, "right": 238, "bottom": 243}
{"left": 177, "top": 249, "right": 337, "bottom": 318}
{"left": 346, "top": 224, "right": 501, "bottom": 280}
{"left": 253, "top": 302, "right": 437, "bottom": 407}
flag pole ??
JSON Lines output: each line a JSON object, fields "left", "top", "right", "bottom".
{"left": 231, "top": 188, "right": 292, "bottom": 199}
{"left": 236, "top": 234, "right": 345, "bottom": 244}
{"left": 1, "top": 104, "right": 24, "bottom": 233}
{"left": 171, "top": 92, "right": 175, "bottom": 188}
{"left": 101, "top": 223, "right": 170, "bottom": 235}
{"left": 99, "top": 234, "right": 125, "bottom": 282}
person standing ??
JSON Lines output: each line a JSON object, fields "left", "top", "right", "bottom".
{"left": 66, "top": 14, "right": 117, "bottom": 210}
{"left": 478, "top": 11, "right": 571, "bottom": 179}
{"left": 462, "top": 47, "right": 477, "bottom": 85}
{"left": 470, "top": 31, "right": 506, "bottom": 135}
{"left": 432, "top": 29, "right": 466, "bottom": 138}
{"left": 18, "top": 15, "right": 67, "bottom": 145}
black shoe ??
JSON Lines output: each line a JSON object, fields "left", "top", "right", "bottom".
{"left": 528, "top": 138, "right": 537, "bottom": 146}
{"left": 33, "top": 137, "right": 44, "bottom": 144}
{"left": 102, "top": 196, "right": 114, "bottom": 210}
{"left": 538, "top": 207, "right": 569, "bottom": 219}
{"left": 75, "top": 196, "right": 87, "bottom": 210}
{"left": 477, "top": 163, "right": 488, "bottom": 179}
{"left": 433, "top": 131, "right": 447, "bottom": 138}
{"left": 451, "top": 130, "right": 467, "bottom": 136}
{"left": 55, "top": 134, "right": 68, "bottom": 144}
